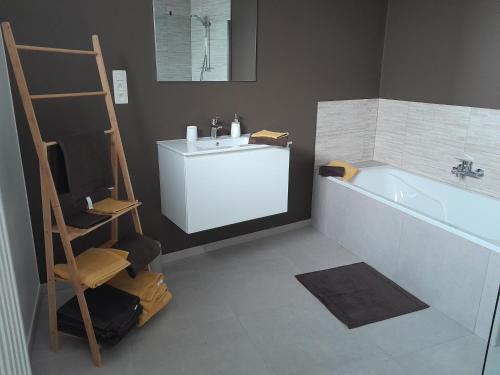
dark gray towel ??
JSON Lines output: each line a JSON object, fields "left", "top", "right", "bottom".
{"left": 319, "top": 166, "right": 345, "bottom": 178}
{"left": 57, "top": 285, "right": 142, "bottom": 345}
{"left": 248, "top": 134, "right": 289, "bottom": 147}
{"left": 114, "top": 233, "right": 161, "bottom": 278}
{"left": 65, "top": 211, "right": 111, "bottom": 229}
{"left": 56, "top": 131, "right": 114, "bottom": 201}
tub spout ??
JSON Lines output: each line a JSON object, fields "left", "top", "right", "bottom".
{"left": 451, "top": 159, "right": 484, "bottom": 179}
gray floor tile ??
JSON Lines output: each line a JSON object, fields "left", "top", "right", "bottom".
{"left": 239, "top": 303, "right": 387, "bottom": 375}
{"left": 275, "top": 231, "right": 361, "bottom": 273}
{"left": 29, "top": 227, "right": 487, "bottom": 375}
{"left": 306, "top": 358, "right": 405, "bottom": 375}
{"left": 129, "top": 317, "right": 274, "bottom": 375}
{"left": 355, "top": 308, "right": 472, "bottom": 357}
{"left": 395, "top": 335, "right": 486, "bottom": 375}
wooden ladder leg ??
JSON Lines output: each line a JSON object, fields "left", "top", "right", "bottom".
{"left": 40, "top": 163, "right": 59, "bottom": 351}
{"left": 110, "top": 142, "right": 119, "bottom": 243}
{"left": 92, "top": 35, "right": 143, "bottom": 235}
{"left": 71, "top": 281, "right": 102, "bottom": 367}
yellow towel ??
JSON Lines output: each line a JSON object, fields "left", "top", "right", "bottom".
{"left": 140, "top": 284, "right": 168, "bottom": 312}
{"left": 54, "top": 248, "right": 130, "bottom": 289}
{"left": 251, "top": 130, "right": 289, "bottom": 139}
{"left": 90, "top": 198, "right": 136, "bottom": 214}
{"left": 107, "top": 270, "right": 165, "bottom": 302}
{"left": 138, "top": 289, "right": 173, "bottom": 327}
{"left": 327, "top": 160, "right": 359, "bottom": 182}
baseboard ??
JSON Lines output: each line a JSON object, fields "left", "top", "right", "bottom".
{"left": 162, "top": 219, "right": 311, "bottom": 264}
{"left": 27, "top": 284, "right": 41, "bottom": 354}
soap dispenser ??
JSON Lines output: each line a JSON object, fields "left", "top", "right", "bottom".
{"left": 231, "top": 114, "right": 241, "bottom": 138}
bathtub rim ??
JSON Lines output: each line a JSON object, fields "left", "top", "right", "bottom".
{"left": 323, "top": 167, "right": 500, "bottom": 254}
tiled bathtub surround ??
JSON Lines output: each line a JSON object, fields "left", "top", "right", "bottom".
{"left": 312, "top": 175, "right": 497, "bottom": 340}
{"left": 315, "top": 99, "right": 378, "bottom": 167}
{"left": 315, "top": 99, "right": 500, "bottom": 198}
{"left": 374, "top": 99, "right": 500, "bottom": 198}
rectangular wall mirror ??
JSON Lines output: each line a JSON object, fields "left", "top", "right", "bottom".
{"left": 153, "top": 0, "right": 257, "bottom": 82}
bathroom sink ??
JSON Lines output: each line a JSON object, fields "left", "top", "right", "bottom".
{"left": 157, "top": 134, "right": 291, "bottom": 233}
{"left": 157, "top": 134, "right": 275, "bottom": 156}
{"left": 196, "top": 136, "right": 250, "bottom": 149}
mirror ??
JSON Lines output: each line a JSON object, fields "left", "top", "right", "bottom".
{"left": 153, "top": 0, "right": 257, "bottom": 82}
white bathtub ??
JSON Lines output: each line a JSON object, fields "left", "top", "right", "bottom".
{"left": 312, "top": 165, "right": 500, "bottom": 340}
{"left": 345, "top": 166, "right": 500, "bottom": 253}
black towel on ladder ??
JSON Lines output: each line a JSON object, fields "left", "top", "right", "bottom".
{"left": 57, "top": 285, "right": 142, "bottom": 345}
{"left": 113, "top": 233, "right": 162, "bottom": 277}
{"left": 56, "top": 130, "right": 114, "bottom": 202}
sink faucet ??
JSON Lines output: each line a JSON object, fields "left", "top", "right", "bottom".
{"left": 210, "top": 117, "right": 223, "bottom": 139}
{"left": 451, "top": 159, "right": 484, "bottom": 179}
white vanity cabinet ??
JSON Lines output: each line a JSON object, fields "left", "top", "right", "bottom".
{"left": 157, "top": 135, "right": 290, "bottom": 233}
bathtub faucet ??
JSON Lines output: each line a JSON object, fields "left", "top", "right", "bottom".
{"left": 451, "top": 159, "right": 484, "bottom": 179}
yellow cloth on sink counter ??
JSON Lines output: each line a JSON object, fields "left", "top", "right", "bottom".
{"left": 107, "top": 270, "right": 165, "bottom": 302}
{"left": 90, "top": 198, "right": 136, "bottom": 214}
{"left": 251, "top": 130, "right": 289, "bottom": 139}
{"left": 54, "top": 248, "right": 130, "bottom": 288}
{"left": 327, "top": 160, "right": 359, "bottom": 182}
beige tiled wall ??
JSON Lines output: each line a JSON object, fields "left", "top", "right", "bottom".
{"left": 374, "top": 99, "right": 500, "bottom": 198}
{"left": 314, "top": 99, "right": 379, "bottom": 168}
{"left": 315, "top": 98, "right": 500, "bottom": 198}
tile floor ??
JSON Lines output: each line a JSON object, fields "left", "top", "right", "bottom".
{"left": 30, "top": 227, "right": 488, "bottom": 375}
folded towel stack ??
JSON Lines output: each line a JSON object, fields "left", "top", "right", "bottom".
{"left": 107, "top": 270, "right": 172, "bottom": 327}
{"left": 57, "top": 285, "right": 142, "bottom": 346}
{"left": 249, "top": 130, "right": 289, "bottom": 147}
{"left": 54, "top": 248, "right": 130, "bottom": 289}
{"left": 319, "top": 160, "right": 359, "bottom": 182}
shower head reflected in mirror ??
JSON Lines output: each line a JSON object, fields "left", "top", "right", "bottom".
{"left": 191, "top": 14, "right": 211, "bottom": 27}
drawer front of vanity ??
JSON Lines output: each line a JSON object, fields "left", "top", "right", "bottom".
{"left": 184, "top": 147, "right": 290, "bottom": 233}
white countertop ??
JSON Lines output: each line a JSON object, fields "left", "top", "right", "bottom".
{"left": 157, "top": 134, "right": 290, "bottom": 156}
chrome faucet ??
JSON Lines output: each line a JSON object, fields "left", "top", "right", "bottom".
{"left": 451, "top": 159, "right": 484, "bottom": 179}
{"left": 210, "top": 117, "right": 223, "bottom": 139}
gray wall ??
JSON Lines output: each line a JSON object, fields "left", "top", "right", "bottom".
{"left": 0, "top": 0, "right": 387, "bottom": 282}
{"left": 380, "top": 0, "right": 500, "bottom": 110}
{"left": 0, "top": 30, "right": 40, "bottom": 340}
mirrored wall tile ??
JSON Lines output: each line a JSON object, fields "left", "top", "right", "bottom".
{"left": 467, "top": 107, "right": 500, "bottom": 156}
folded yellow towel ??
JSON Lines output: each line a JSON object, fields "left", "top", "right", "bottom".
{"left": 107, "top": 270, "right": 165, "bottom": 302}
{"left": 140, "top": 284, "right": 168, "bottom": 312}
{"left": 251, "top": 130, "right": 289, "bottom": 139}
{"left": 327, "top": 160, "right": 359, "bottom": 182}
{"left": 90, "top": 198, "right": 136, "bottom": 214}
{"left": 138, "top": 289, "right": 173, "bottom": 327}
{"left": 54, "top": 248, "right": 130, "bottom": 288}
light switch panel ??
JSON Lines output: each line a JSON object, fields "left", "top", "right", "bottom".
{"left": 112, "top": 70, "right": 128, "bottom": 104}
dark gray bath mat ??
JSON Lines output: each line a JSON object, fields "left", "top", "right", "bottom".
{"left": 295, "top": 262, "right": 429, "bottom": 328}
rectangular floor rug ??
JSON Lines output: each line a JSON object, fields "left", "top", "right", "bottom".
{"left": 295, "top": 262, "right": 429, "bottom": 328}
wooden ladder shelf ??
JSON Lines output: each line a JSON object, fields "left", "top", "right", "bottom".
{"left": 1, "top": 22, "right": 143, "bottom": 367}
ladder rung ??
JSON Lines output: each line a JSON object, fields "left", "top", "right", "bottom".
{"left": 44, "top": 129, "right": 114, "bottom": 147}
{"left": 31, "top": 91, "right": 107, "bottom": 100}
{"left": 16, "top": 44, "right": 98, "bottom": 56}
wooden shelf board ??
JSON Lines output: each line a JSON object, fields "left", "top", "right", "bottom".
{"left": 52, "top": 201, "right": 141, "bottom": 241}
